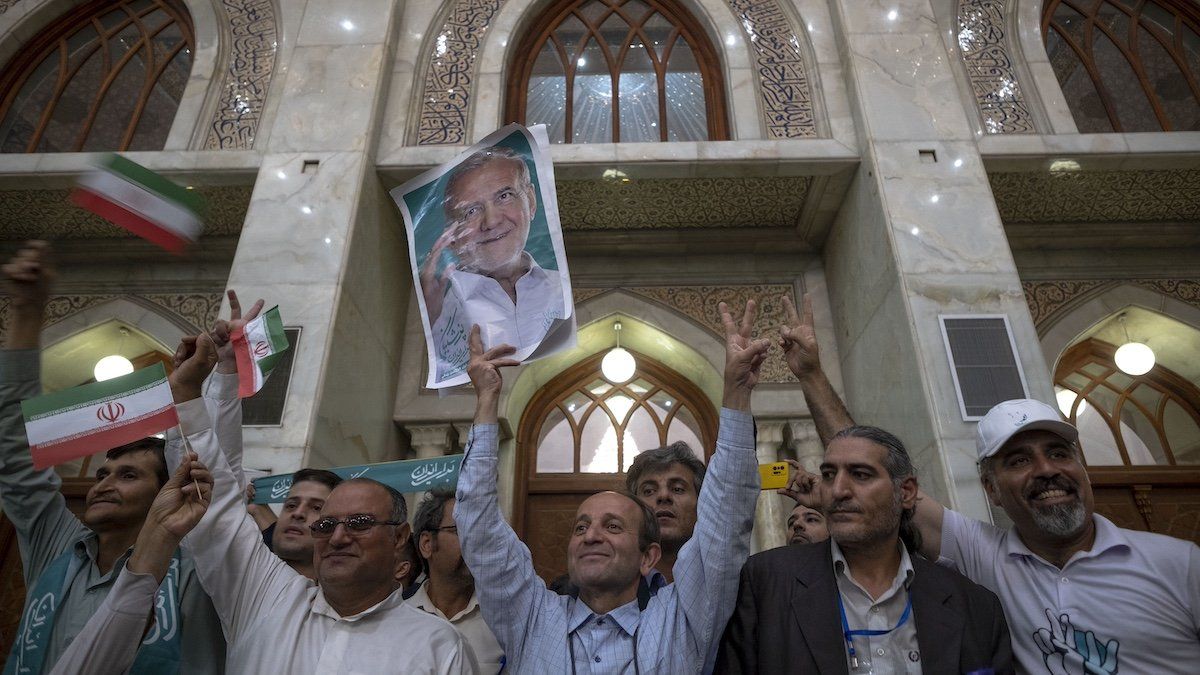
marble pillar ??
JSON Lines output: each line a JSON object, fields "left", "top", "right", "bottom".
{"left": 230, "top": 0, "right": 407, "bottom": 474}
{"left": 787, "top": 419, "right": 825, "bottom": 473}
{"left": 823, "top": 0, "right": 1055, "bottom": 521}
{"left": 751, "top": 420, "right": 788, "bottom": 554}
{"left": 407, "top": 424, "right": 455, "bottom": 459}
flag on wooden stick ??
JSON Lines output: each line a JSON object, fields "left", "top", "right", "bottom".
{"left": 72, "top": 154, "right": 204, "bottom": 254}
{"left": 232, "top": 306, "right": 289, "bottom": 398}
{"left": 21, "top": 363, "right": 178, "bottom": 470}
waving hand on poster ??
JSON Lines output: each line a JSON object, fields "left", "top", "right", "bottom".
{"left": 392, "top": 124, "right": 576, "bottom": 388}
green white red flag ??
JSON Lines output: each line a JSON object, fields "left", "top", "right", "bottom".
{"left": 232, "top": 306, "right": 289, "bottom": 398}
{"left": 71, "top": 154, "right": 204, "bottom": 254}
{"left": 21, "top": 363, "right": 178, "bottom": 470}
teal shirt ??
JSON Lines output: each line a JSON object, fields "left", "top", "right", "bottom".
{"left": 0, "top": 349, "right": 226, "bottom": 674}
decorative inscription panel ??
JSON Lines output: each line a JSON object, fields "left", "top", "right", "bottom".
{"left": 0, "top": 186, "right": 252, "bottom": 240}
{"left": 416, "top": 0, "right": 506, "bottom": 145}
{"left": 726, "top": 0, "right": 817, "bottom": 138}
{"left": 556, "top": 175, "right": 810, "bottom": 230}
{"left": 957, "top": 0, "right": 1035, "bottom": 134}
{"left": 203, "top": 0, "right": 278, "bottom": 149}
{"left": 990, "top": 170, "right": 1200, "bottom": 223}
{"left": 573, "top": 284, "right": 798, "bottom": 382}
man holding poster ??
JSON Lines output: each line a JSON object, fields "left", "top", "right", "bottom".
{"left": 394, "top": 124, "right": 575, "bottom": 388}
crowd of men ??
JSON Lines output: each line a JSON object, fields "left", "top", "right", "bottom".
{"left": 1, "top": 239, "right": 1198, "bottom": 674}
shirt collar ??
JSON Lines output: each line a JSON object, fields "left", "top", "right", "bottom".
{"left": 830, "top": 538, "right": 916, "bottom": 591}
{"left": 1005, "top": 513, "right": 1130, "bottom": 565}
{"left": 409, "top": 583, "right": 480, "bottom": 622}
{"left": 645, "top": 569, "right": 667, "bottom": 594}
{"left": 449, "top": 251, "right": 542, "bottom": 298}
{"left": 313, "top": 585, "right": 406, "bottom": 622}
{"left": 567, "top": 596, "right": 641, "bottom": 637}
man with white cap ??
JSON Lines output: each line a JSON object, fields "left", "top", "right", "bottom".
{"left": 785, "top": 392, "right": 1200, "bottom": 673}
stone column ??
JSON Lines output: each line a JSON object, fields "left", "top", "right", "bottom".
{"left": 751, "top": 421, "right": 788, "bottom": 555}
{"left": 406, "top": 424, "right": 455, "bottom": 459}
{"left": 822, "top": 0, "right": 1055, "bottom": 520}
{"left": 787, "top": 419, "right": 824, "bottom": 474}
{"left": 233, "top": 0, "right": 409, "bottom": 474}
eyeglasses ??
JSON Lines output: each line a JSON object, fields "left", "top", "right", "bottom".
{"left": 309, "top": 514, "right": 404, "bottom": 538}
{"left": 427, "top": 525, "right": 458, "bottom": 535}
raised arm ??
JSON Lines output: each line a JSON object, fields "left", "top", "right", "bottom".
{"left": 780, "top": 294, "right": 854, "bottom": 446}
{"left": 454, "top": 325, "right": 551, "bottom": 661}
{"left": 676, "top": 300, "right": 768, "bottom": 671}
{"left": 169, "top": 333, "right": 301, "bottom": 638}
{"left": 48, "top": 454, "right": 214, "bottom": 675}
{"left": 0, "top": 241, "right": 87, "bottom": 582}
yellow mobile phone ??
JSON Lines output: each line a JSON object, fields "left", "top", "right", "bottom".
{"left": 758, "top": 461, "right": 790, "bottom": 490}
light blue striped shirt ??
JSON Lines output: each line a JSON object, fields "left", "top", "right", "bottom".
{"left": 455, "top": 408, "right": 758, "bottom": 674}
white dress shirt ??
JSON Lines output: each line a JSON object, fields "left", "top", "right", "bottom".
{"left": 406, "top": 584, "right": 505, "bottom": 674}
{"left": 431, "top": 253, "right": 566, "bottom": 382}
{"left": 173, "top": 399, "right": 478, "bottom": 674}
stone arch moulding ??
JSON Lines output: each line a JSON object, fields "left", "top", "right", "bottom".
{"left": 411, "top": 0, "right": 818, "bottom": 145}
{"left": 1033, "top": 281, "right": 1200, "bottom": 372}
{"left": 34, "top": 294, "right": 215, "bottom": 352}
{"left": 955, "top": 0, "right": 1039, "bottom": 133}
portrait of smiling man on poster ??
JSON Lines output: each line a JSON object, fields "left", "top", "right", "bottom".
{"left": 393, "top": 124, "right": 575, "bottom": 388}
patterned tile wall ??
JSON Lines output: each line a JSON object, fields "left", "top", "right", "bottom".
{"left": 1023, "top": 279, "right": 1200, "bottom": 331}
{"left": 573, "top": 284, "right": 799, "bottom": 382}
{"left": 203, "top": 0, "right": 278, "bottom": 149}
{"left": 415, "top": 0, "right": 817, "bottom": 144}
{"left": 0, "top": 292, "right": 224, "bottom": 338}
{"left": 0, "top": 1, "right": 18, "bottom": 15}
{"left": 556, "top": 175, "right": 810, "bottom": 229}
{"left": 0, "top": 186, "right": 253, "bottom": 240}
{"left": 957, "top": 0, "right": 1036, "bottom": 133}
{"left": 990, "top": 169, "right": 1200, "bottom": 223}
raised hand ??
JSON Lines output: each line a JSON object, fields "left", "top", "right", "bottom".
{"left": 720, "top": 299, "right": 770, "bottom": 411}
{"left": 777, "top": 459, "right": 822, "bottom": 509}
{"left": 212, "top": 289, "right": 264, "bottom": 374}
{"left": 169, "top": 332, "right": 218, "bottom": 403}
{"left": 780, "top": 294, "right": 820, "bottom": 381}
{"left": 146, "top": 452, "right": 213, "bottom": 539}
{"left": 3, "top": 240, "right": 55, "bottom": 349}
{"left": 466, "top": 324, "right": 519, "bottom": 423}
{"left": 420, "top": 229, "right": 458, "bottom": 326}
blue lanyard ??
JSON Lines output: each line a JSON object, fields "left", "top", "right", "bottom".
{"left": 836, "top": 590, "right": 912, "bottom": 669}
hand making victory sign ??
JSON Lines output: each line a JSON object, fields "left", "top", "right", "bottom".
{"left": 172, "top": 289, "right": 264, "bottom": 376}
{"left": 719, "top": 299, "right": 770, "bottom": 412}
{"left": 779, "top": 293, "right": 819, "bottom": 381}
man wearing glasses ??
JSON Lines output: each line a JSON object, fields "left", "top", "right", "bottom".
{"left": 408, "top": 488, "right": 505, "bottom": 673}
{"left": 167, "top": 335, "right": 477, "bottom": 673}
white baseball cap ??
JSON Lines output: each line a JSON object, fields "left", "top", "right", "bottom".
{"left": 975, "top": 399, "right": 1079, "bottom": 461}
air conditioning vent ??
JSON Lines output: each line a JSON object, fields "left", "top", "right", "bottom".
{"left": 939, "top": 316, "right": 1029, "bottom": 421}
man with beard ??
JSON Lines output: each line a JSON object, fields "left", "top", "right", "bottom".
{"left": 0, "top": 241, "right": 226, "bottom": 674}
{"left": 779, "top": 290, "right": 1200, "bottom": 672}
{"left": 717, "top": 425, "right": 1011, "bottom": 674}
{"left": 407, "top": 488, "right": 504, "bottom": 673}
{"left": 786, "top": 503, "right": 828, "bottom": 546}
{"left": 264, "top": 468, "right": 342, "bottom": 580}
{"left": 626, "top": 442, "right": 705, "bottom": 582}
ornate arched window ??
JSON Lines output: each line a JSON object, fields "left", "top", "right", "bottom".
{"left": 1055, "top": 338, "right": 1200, "bottom": 466}
{"left": 1042, "top": 0, "right": 1200, "bottom": 132}
{"left": 506, "top": 0, "right": 728, "bottom": 143}
{"left": 0, "top": 0, "right": 194, "bottom": 153}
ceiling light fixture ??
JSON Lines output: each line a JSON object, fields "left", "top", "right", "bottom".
{"left": 601, "top": 321, "right": 636, "bottom": 384}
{"left": 1113, "top": 313, "right": 1155, "bottom": 376}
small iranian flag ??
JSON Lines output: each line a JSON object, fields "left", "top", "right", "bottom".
{"left": 232, "top": 306, "right": 289, "bottom": 398}
{"left": 71, "top": 154, "right": 204, "bottom": 254}
{"left": 21, "top": 363, "right": 178, "bottom": 470}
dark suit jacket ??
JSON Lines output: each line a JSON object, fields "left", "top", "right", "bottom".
{"left": 715, "top": 540, "right": 1013, "bottom": 674}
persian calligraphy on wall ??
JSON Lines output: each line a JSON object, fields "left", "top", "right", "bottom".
{"left": 204, "top": 0, "right": 278, "bottom": 149}
{"left": 416, "top": 0, "right": 507, "bottom": 145}
{"left": 726, "top": 0, "right": 817, "bottom": 138}
{"left": 957, "top": 0, "right": 1035, "bottom": 133}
